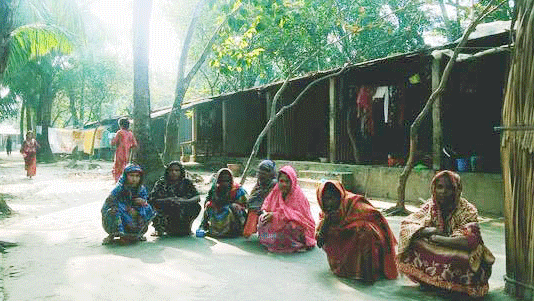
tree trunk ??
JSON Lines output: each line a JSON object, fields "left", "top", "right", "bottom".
{"left": 240, "top": 65, "right": 350, "bottom": 185}
{"left": 68, "top": 88, "right": 80, "bottom": 127}
{"left": 132, "top": 0, "right": 163, "bottom": 190}
{"left": 36, "top": 86, "right": 56, "bottom": 163}
{"left": 0, "top": 0, "right": 15, "bottom": 79}
{"left": 163, "top": 1, "right": 240, "bottom": 163}
{"left": 19, "top": 103, "right": 25, "bottom": 143}
{"left": 163, "top": 0, "right": 205, "bottom": 164}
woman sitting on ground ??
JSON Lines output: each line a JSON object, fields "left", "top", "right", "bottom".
{"left": 149, "top": 161, "right": 201, "bottom": 236}
{"left": 199, "top": 168, "right": 248, "bottom": 238}
{"left": 316, "top": 180, "right": 397, "bottom": 282}
{"left": 101, "top": 164, "right": 156, "bottom": 244}
{"left": 243, "top": 160, "right": 277, "bottom": 237}
{"left": 397, "top": 170, "right": 495, "bottom": 297}
{"left": 258, "top": 165, "right": 316, "bottom": 253}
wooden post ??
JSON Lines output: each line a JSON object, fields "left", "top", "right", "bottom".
{"left": 432, "top": 52, "right": 443, "bottom": 171}
{"left": 222, "top": 100, "right": 227, "bottom": 155}
{"left": 329, "top": 77, "right": 337, "bottom": 163}
{"left": 191, "top": 109, "right": 197, "bottom": 162}
{"left": 266, "top": 91, "right": 272, "bottom": 159}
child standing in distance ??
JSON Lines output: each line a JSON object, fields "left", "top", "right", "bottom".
{"left": 111, "top": 118, "right": 138, "bottom": 182}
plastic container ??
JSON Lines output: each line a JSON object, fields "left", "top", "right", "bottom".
{"left": 456, "top": 158, "right": 469, "bottom": 172}
{"left": 195, "top": 229, "right": 206, "bottom": 238}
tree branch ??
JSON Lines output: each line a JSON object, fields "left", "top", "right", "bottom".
{"left": 385, "top": 0, "right": 507, "bottom": 216}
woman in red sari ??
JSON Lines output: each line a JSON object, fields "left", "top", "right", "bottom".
{"left": 111, "top": 118, "right": 138, "bottom": 182}
{"left": 316, "top": 180, "right": 397, "bottom": 282}
{"left": 258, "top": 165, "right": 316, "bottom": 253}
{"left": 20, "top": 131, "right": 40, "bottom": 178}
{"left": 398, "top": 170, "right": 495, "bottom": 297}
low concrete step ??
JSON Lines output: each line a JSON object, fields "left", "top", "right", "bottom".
{"left": 297, "top": 178, "right": 322, "bottom": 191}
{"left": 298, "top": 170, "right": 354, "bottom": 191}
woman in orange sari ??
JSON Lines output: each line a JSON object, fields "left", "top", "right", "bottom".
{"left": 397, "top": 170, "right": 495, "bottom": 297}
{"left": 111, "top": 118, "right": 138, "bottom": 182}
{"left": 316, "top": 180, "right": 397, "bottom": 282}
{"left": 20, "top": 131, "right": 40, "bottom": 178}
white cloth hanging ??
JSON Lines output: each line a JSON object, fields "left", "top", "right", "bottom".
{"left": 373, "top": 86, "right": 389, "bottom": 123}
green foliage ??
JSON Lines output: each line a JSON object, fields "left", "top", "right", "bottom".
{"left": 201, "top": 0, "right": 432, "bottom": 93}
{"left": 4, "top": 24, "right": 73, "bottom": 81}
{"left": 183, "top": 0, "right": 512, "bottom": 98}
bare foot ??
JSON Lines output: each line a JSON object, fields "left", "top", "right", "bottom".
{"left": 102, "top": 235, "right": 115, "bottom": 245}
{"left": 383, "top": 205, "right": 411, "bottom": 216}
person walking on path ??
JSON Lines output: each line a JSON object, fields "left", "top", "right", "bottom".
{"left": 20, "top": 131, "right": 39, "bottom": 178}
{"left": 111, "top": 118, "right": 138, "bottom": 182}
{"left": 6, "top": 135, "right": 12, "bottom": 155}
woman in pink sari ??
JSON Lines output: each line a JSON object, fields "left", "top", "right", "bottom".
{"left": 111, "top": 118, "right": 138, "bottom": 182}
{"left": 20, "top": 131, "right": 40, "bottom": 178}
{"left": 258, "top": 165, "right": 316, "bottom": 253}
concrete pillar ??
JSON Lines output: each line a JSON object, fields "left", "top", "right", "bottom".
{"left": 432, "top": 53, "right": 443, "bottom": 171}
{"left": 329, "top": 77, "right": 337, "bottom": 163}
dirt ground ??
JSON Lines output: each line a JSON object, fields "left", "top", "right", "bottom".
{"left": 0, "top": 152, "right": 513, "bottom": 301}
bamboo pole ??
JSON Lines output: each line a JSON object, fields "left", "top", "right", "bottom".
{"left": 502, "top": 0, "right": 534, "bottom": 298}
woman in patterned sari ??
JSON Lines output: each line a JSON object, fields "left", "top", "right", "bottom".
{"left": 258, "top": 165, "right": 316, "bottom": 253}
{"left": 20, "top": 131, "right": 39, "bottom": 178}
{"left": 102, "top": 164, "right": 156, "bottom": 244}
{"left": 398, "top": 170, "right": 495, "bottom": 297}
{"left": 316, "top": 180, "right": 397, "bottom": 281}
{"left": 199, "top": 168, "right": 248, "bottom": 238}
{"left": 149, "top": 161, "right": 201, "bottom": 236}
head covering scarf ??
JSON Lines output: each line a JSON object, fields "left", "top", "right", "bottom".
{"left": 208, "top": 168, "right": 244, "bottom": 207}
{"left": 431, "top": 170, "right": 462, "bottom": 206}
{"left": 247, "top": 160, "right": 277, "bottom": 210}
{"left": 398, "top": 170, "right": 479, "bottom": 255}
{"left": 261, "top": 165, "right": 316, "bottom": 247}
{"left": 111, "top": 163, "right": 148, "bottom": 200}
{"left": 316, "top": 180, "right": 398, "bottom": 279}
{"left": 149, "top": 160, "right": 198, "bottom": 202}
{"left": 165, "top": 161, "right": 186, "bottom": 182}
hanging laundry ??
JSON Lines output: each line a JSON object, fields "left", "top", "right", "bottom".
{"left": 373, "top": 86, "right": 390, "bottom": 124}
{"left": 356, "top": 86, "right": 374, "bottom": 137}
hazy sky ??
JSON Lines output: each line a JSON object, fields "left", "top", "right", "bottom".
{"left": 88, "top": 0, "right": 181, "bottom": 74}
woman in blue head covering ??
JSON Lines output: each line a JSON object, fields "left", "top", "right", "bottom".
{"left": 102, "top": 164, "right": 156, "bottom": 244}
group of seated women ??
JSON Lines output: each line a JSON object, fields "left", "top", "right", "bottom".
{"left": 101, "top": 161, "right": 495, "bottom": 298}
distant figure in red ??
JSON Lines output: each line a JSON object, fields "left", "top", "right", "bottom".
{"left": 20, "top": 131, "right": 40, "bottom": 178}
{"left": 111, "top": 118, "right": 138, "bottom": 182}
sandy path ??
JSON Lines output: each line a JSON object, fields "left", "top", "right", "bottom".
{"left": 0, "top": 152, "right": 511, "bottom": 301}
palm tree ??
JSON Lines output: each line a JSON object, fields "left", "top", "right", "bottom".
{"left": 1, "top": 0, "right": 77, "bottom": 159}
